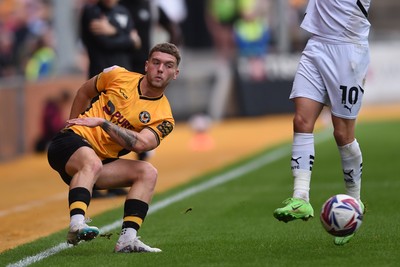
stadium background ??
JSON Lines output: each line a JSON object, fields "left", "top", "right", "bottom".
{"left": 0, "top": 0, "right": 399, "bottom": 253}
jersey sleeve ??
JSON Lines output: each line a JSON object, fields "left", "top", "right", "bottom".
{"left": 96, "top": 65, "right": 126, "bottom": 93}
{"left": 146, "top": 118, "right": 175, "bottom": 146}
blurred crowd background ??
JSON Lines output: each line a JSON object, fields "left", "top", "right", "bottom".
{"left": 0, "top": 0, "right": 304, "bottom": 79}
{"left": 0, "top": 0, "right": 399, "bottom": 161}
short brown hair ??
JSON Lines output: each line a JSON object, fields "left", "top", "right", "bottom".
{"left": 149, "top": 43, "right": 181, "bottom": 66}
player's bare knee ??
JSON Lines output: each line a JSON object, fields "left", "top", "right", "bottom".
{"left": 333, "top": 129, "right": 353, "bottom": 146}
{"left": 130, "top": 161, "right": 158, "bottom": 186}
{"left": 83, "top": 158, "right": 103, "bottom": 177}
{"left": 143, "top": 162, "right": 158, "bottom": 186}
{"left": 293, "top": 115, "right": 314, "bottom": 132}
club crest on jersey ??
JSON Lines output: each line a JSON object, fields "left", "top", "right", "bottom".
{"left": 139, "top": 111, "right": 151, "bottom": 123}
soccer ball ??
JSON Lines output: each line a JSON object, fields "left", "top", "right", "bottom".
{"left": 320, "top": 194, "right": 363, "bottom": 237}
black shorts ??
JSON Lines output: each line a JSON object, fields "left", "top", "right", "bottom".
{"left": 47, "top": 129, "right": 93, "bottom": 185}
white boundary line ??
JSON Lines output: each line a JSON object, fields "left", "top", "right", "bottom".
{"left": 7, "top": 131, "right": 331, "bottom": 267}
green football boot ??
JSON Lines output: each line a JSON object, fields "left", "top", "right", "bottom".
{"left": 273, "top": 197, "right": 314, "bottom": 223}
{"left": 334, "top": 200, "right": 365, "bottom": 246}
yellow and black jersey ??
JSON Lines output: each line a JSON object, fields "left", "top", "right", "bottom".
{"left": 70, "top": 66, "right": 174, "bottom": 160}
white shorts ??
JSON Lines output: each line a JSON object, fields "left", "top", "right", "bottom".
{"left": 290, "top": 37, "right": 370, "bottom": 119}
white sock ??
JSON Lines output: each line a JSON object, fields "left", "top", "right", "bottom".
{"left": 293, "top": 169, "right": 312, "bottom": 202}
{"left": 291, "top": 133, "right": 315, "bottom": 202}
{"left": 118, "top": 228, "right": 137, "bottom": 242}
{"left": 70, "top": 214, "right": 85, "bottom": 227}
{"left": 338, "top": 139, "right": 362, "bottom": 201}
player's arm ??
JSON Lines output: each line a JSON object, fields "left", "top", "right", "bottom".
{"left": 69, "top": 76, "right": 99, "bottom": 119}
{"left": 66, "top": 117, "right": 158, "bottom": 153}
{"left": 102, "top": 121, "right": 157, "bottom": 153}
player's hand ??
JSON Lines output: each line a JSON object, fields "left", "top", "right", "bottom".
{"left": 67, "top": 117, "right": 105, "bottom": 128}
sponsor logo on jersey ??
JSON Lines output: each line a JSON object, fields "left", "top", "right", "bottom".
{"left": 157, "top": 121, "right": 173, "bottom": 137}
{"left": 103, "top": 100, "right": 134, "bottom": 130}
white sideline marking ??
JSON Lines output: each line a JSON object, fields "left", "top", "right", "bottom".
{"left": 7, "top": 131, "right": 331, "bottom": 267}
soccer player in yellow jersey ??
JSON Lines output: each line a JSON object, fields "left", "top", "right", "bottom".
{"left": 47, "top": 42, "right": 180, "bottom": 253}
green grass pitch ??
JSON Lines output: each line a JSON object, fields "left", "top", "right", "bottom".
{"left": 1, "top": 119, "right": 400, "bottom": 267}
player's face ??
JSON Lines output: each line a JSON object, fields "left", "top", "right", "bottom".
{"left": 145, "top": 52, "right": 179, "bottom": 88}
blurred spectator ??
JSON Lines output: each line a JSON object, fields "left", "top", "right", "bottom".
{"left": 35, "top": 90, "right": 71, "bottom": 153}
{"left": 233, "top": 0, "right": 271, "bottom": 81}
{"left": 24, "top": 31, "right": 56, "bottom": 81}
{"left": 80, "top": 0, "right": 141, "bottom": 78}
{"left": 118, "top": 0, "right": 151, "bottom": 74}
{"left": 205, "top": 0, "right": 239, "bottom": 62}
{"left": 0, "top": 0, "right": 54, "bottom": 77}
{"left": 119, "top": 0, "right": 184, "bottom": 74}
{"left": 153, "top": 0, "right": 186, "bottom": 45}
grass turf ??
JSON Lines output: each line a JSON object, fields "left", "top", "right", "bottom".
{"left": 1, "top": 119, "right": 400, "bottom": 267}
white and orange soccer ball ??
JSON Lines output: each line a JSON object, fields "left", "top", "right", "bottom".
{"left": 320, "top": 194, "right": 363, "bottom": 237}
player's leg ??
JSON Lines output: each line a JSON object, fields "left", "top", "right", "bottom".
{"left": 104, "top": 152, "right": 154, "bottom": 197}
{"left": 274, "top": 39, "right": 331, "bottom": 222}
{"left": 326, "top": 41, "right": 368, "bottom": 207}
{"left": 326, "top": 42, "right": 369, "bottom": 245}
{"left": 65, "top": 146, "right": 103, "bottom": 245}
{"left": 273, "top": 97, "right": 323, "bottom": 222}
{"left": 96, "top": 159, "right": 161, "bottom": 252}
{"left": 103, "top": 151, "right": 153, "bottom": 197}
{"left": 47, "top": 131, "right": 101, "bottom": 245}
{"left": 331, "top": 116, "right": 363, "bottom": 201}
{"left": 331, "top": 116, "right": 366, "bottom": 245}
{"left": 292, "top": 97, "right": 324, "bottom": 201}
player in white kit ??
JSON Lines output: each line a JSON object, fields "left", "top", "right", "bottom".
{"left": 273, "top": 0, "right": 371, "bottom": 245}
